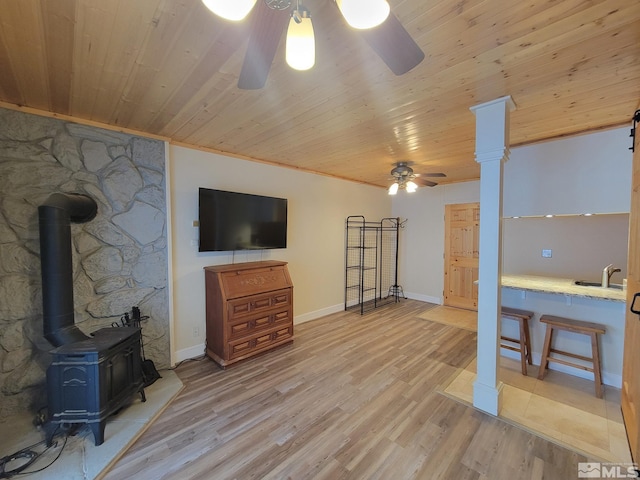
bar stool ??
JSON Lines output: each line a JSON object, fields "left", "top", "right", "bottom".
{"left": 537, "top": 314, "right": 606, "bottom": 398}
{"left": 500, "top": 306, "right": 534, "bottom": 375}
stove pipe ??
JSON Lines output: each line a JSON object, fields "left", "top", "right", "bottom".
{"left": 39, "top": 193, "right": 98, "bottom": 347}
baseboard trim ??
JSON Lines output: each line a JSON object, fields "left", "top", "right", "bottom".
{"left": 174, "top": 343, "right": 205, "bottom": 364}
{"left": 295, "top": 303, "right": 344, "bottom": 325}
{"left": 404, "top": 291, "right": 442, "bottom": 305}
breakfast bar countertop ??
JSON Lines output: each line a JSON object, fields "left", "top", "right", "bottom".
{"left": 501, "top": 274, "right": 626, "bottom": 303}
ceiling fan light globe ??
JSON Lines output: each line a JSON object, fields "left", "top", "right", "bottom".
{"left": 202, "top": 0, "right": 257, "bottom": 21}
{"left": 286, "top": 15, "right": 315, "bottom": 70}
{"left": 406, "top": 180, "right": 418, "bottom": 192}
{"left": 337, "top": 0, "right": 390, "bottom": 29}
{"left": 388, "top": 182, "right": 399, "bottom": 195}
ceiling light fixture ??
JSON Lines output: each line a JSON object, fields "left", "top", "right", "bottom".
{"left": 203, "top": 0, "right": 390, "bottom": 73}
{"left": 405, "top": 180, "right": 418, "bottom": 193}
{"left": 201, "top": 0, "right": 257, "bottom": 21}
{"left": 286, "top": 2, "right": 315, "bottom": 70}
{"left": 387, "top": 161, "right": 445, "bottom": 194}
{"left": 388, "top": 179, "right": 418, "bottom": 195}
{"left": 202, "top": 0, "right": 424, "bottom": 89}
{"left": 335, "top": 0, "right": 390, "bottom": 29}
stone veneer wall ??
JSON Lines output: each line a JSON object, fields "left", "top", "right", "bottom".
{"left": 0, "top": 107, "right": 170, "bottom": 422}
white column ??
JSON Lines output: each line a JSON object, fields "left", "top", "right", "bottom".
{"left": 470, "top": 96, "right": 516, "bottom": 416}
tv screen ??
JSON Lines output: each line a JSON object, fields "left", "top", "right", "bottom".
{"left": 198, "top": 188, "right": 288, "bottom": 252}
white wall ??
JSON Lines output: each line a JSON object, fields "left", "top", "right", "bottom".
{"left": 393, "top": 126, "right": 632, "bottom": 303}
{"left": 169, "top": 145, "right": 391, "bottom": 361}
{"left": 392, "top": 181, "right": 480, "bottom": 303}
{"left": 503, "top": 214, "right": 629, "bottom": 280}
{"left": 503, "top": 127, "right": 632, "bottom": 217}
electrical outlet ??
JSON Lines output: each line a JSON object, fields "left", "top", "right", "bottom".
{"left": 193, "top": 326, "right": 200, "bottom": 337}
{"left": 542, "top": 249, "right": 552, "bottom": 258}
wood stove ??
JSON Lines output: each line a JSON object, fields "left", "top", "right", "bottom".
{"left": 47, "top": 327, "right": 145, "bottom": 445}
{"left": 39, "top": 193, "right": 146, "bottom": 446}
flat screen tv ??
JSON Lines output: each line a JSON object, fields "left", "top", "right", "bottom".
{"left": 198, "top": 188, "right": 288, "bottom": 252}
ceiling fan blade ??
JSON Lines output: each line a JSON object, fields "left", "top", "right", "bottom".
{"left": 417, "top": 172, "right": 447, "bottom": 178}
{"left": 415, "top": 178, "right": 438, "bottom": 187}
{"left": 237, "top": 2, "right": 290, "bottom": 90}
{"left": 358, "top": 13, "right": 425, "bottom": 75}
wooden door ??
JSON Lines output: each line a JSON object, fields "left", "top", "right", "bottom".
{"left": 444, "top": 202, "right": 480, "bottom": 310}
{"left": 622, "top": 107, "right": 640, "bottom": 462}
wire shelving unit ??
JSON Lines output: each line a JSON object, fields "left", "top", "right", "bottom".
{"left": 344, "top": 216, "right": 406, "bottom": 314}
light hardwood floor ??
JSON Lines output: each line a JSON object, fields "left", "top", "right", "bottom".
{"left": 104, "top": 300, "right": 588, "bottom": 479}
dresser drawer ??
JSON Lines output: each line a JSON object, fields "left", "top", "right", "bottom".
{"left": 272, "top": 310, "right": 290, "bottom": 324}
{"left": 272, "top": 325, "right": 293, "bottom": 342}
{"left": 228, "top": 314, "right": 268, "bottom": 338}
{"left": 228, "top": 324, "right": 294, "bottom": 360}
{"left": 253, "top": 332, "right": 273, "bottom": 349}
{"left": 227, "top": 308, "right": 292, "bottom": 340}
{"left": 229, "top": 338, "right": 253, "bottom": 358}
{"left": 228, "top": 289, "right": 291, "bottom": 320}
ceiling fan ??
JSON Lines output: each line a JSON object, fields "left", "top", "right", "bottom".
{"left": 388, "top": 162, "right": 446, "bottom": 195}
{"left": 202, "top": 0, "right": 425, "bottom": 89}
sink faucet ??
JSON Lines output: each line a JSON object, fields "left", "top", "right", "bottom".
{"left": 602, "top": 264, "right": 621, "bottom": 288}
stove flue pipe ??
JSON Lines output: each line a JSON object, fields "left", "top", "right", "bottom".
{"left": 39, "top": 193, "right": 98, "bottom": 347}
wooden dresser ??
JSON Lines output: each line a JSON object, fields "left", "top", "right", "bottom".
{"left": 204, "top": 260, "right": 293, "bottom": 368}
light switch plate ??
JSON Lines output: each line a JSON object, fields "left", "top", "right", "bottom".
{"left": 542, "top": 249, "right": 552, "bottom": 258}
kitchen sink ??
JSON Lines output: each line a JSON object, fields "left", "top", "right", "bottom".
{"left": 574, "top": 280, "right": 623, "bottom": 290}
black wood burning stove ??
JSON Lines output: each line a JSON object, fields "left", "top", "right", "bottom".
{"left": 39, "top": 193, "right": 146, "bottom": 446}
{"left": 47, "top": 327, "right": 145, "bottom": 445}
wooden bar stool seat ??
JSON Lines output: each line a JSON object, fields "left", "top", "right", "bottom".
{"left": 500, "top": 306, "right": 534, "bottom": 375}
{"left": 537, "top": 314, "right": 606, "bottom": 398}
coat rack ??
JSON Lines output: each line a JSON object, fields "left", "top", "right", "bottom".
{"left": 344, "top": 216, "right": 406, "bottom": 314}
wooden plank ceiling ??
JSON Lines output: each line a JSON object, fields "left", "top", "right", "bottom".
{"left": 0, "top": 0, "right": 638, "bottom": 188}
